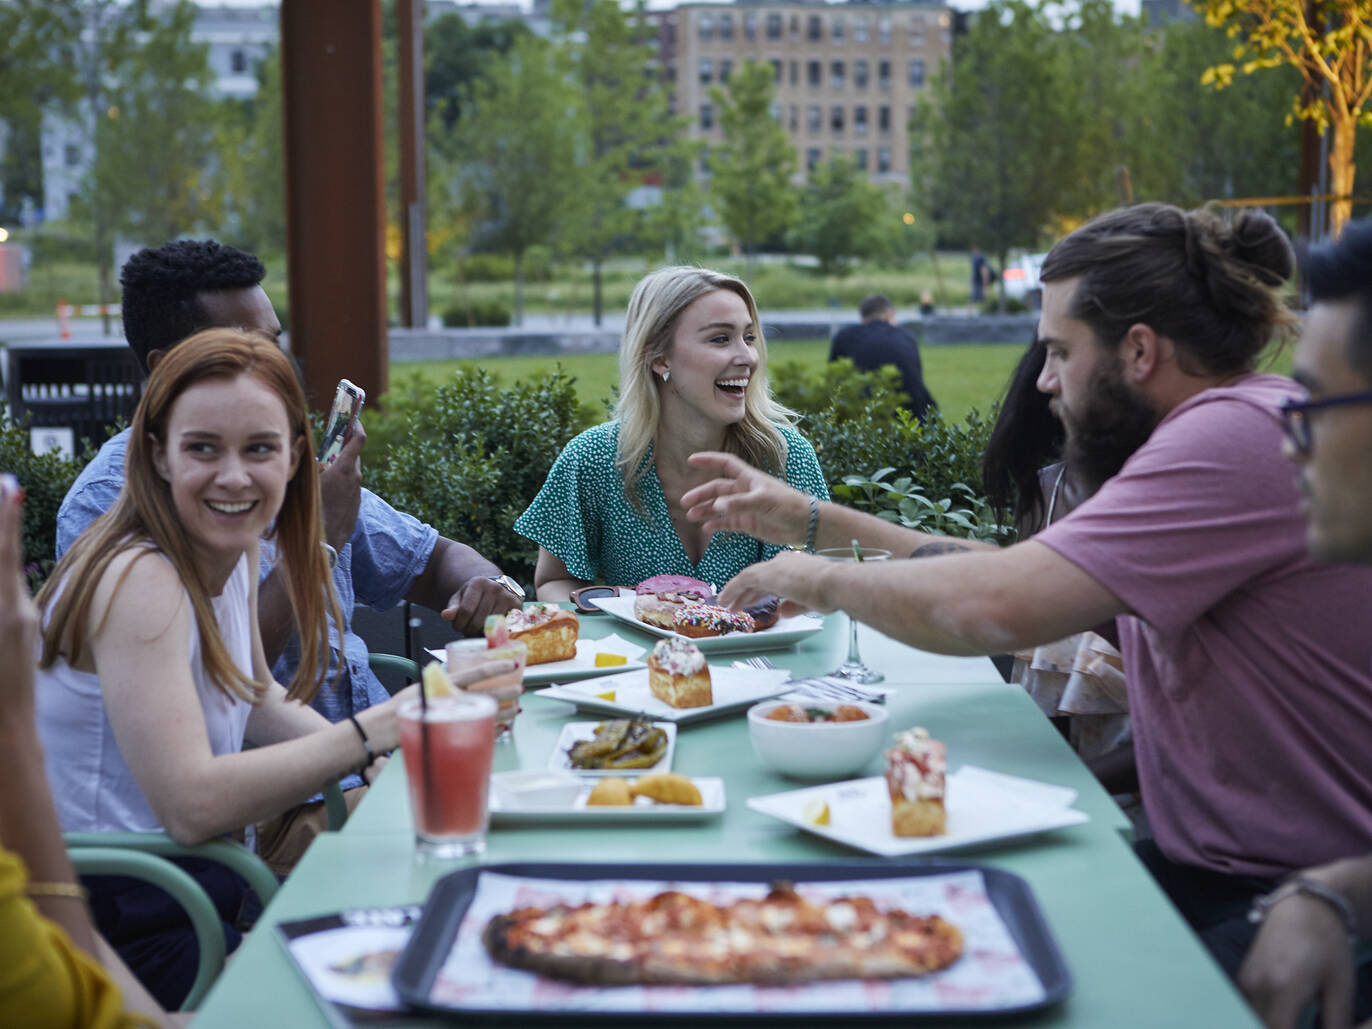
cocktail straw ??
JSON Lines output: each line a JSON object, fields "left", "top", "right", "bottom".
{"left": 408, "top": 616, "right": 438, "bottom": 829}
{"left": 851, "top": 538, "right": 863, "bottom": 562}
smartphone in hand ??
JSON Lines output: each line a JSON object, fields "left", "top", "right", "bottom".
{"left": 318, "top": 379, "right": 365, "bottom": 465}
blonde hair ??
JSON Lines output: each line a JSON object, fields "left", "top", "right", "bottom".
{"left": 614, "top": 266, "right": 797, "bottom": 510}
{"left": 38, "top": 328, "right": 341, "bottom": 705}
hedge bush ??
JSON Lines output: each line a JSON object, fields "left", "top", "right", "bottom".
{"left": 363, "top": 367, "right": 596, "bottom": 586}
{"left": 440, "top": 299, "right": 512, "bottom": 328}
{"left": 0, "top": 408, "right": 90, "bottom": 591}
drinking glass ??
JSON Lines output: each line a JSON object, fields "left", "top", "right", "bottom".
{"left": 397, "top": 692, "right": 497, "bottom": 859}
{"left": 445, "top": 637, "right": 528, "bottom": 743}
{"left": 814, "top": 546, "right": 891, "bottom": 684}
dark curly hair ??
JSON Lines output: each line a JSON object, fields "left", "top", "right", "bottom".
{"left": 119, "top": 239, "right": 266, "bottom": 373}
{"left": 1040, "top": 203, "right": 1298, "bottom": 376}
{"left": 1301, "top": 218, "right": 1372, "bottom": 381}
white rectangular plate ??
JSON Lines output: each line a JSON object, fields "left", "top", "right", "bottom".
{"left": 489, "top": 774, "right": 725, "bottom": 824}
{"left": 537, "top": 666, "right": 792, "bottom": 724}
{"left": 589, "top": 595, "right": 823, "bottom": 654}
{"left": 547, "top": 720, "right": 677, "bottom": 777}
{"left": 427, "top": 637, "right": 646, "bottom": 687}
{"left": 746, "top": 766, "right": 1090, "bottom": 857}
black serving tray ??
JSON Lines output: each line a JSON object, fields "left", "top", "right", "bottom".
{"left": 392, "top": 860, "right": 1071, "bottom": 1023}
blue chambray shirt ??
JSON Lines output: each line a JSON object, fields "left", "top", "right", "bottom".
{"left": 57, "top": 428, "right": 438, "bottom": 792}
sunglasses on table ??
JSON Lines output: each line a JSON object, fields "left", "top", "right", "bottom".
{"left": 1279, "top": 391, "right": 1372, "bottom": 455}
{"left": 568, "top": 585, "right": 620, "bottom": 614}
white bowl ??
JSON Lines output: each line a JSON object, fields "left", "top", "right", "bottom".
{"left": 747, "top": 700, "right": 890, "bottom": 780}
{"left": 490, "top": 770, "right": 584, "bottom": 809}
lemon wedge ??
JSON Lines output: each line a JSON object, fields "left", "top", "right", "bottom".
{"left": 802, "top": 797, "right": 831, "bottom": 827}
{"left": 594, "top": 653, "right": 628, "bottom": 667}
{"left": 421, "top": 660, "right": 457, "bottom": 699}
{"left": 595, "top": 690, "right": 617, "bottom": 702}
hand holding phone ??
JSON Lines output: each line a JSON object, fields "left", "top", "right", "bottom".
{"left": 318, "top": 379, "right": 365, "bottom": 465}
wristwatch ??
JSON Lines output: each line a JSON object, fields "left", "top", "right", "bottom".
{"left": 486, "top": 574, "right": 526, "bottom": 600}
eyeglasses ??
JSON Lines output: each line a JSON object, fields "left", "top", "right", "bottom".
{"left": 1279, "top": 391, "right": 1372, "bottom": 455}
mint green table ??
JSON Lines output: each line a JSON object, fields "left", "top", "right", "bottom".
{"left": 193, "top": 614, "right": 1259, "bottom": 1027}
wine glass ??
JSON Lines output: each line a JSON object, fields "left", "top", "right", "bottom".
{"left": 814, "top": 546, "right": 891, "bottom": 684}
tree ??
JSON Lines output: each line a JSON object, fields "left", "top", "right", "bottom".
{"left": 709, "top": 60, "right": 797, "bottom": 260}
{"left": 218, "top": 47, "right": 286, "bottom": 259}
{"left": 911, "top": 0, "right": 1080, "bottom": 302}
{"left": 553, "top": 0, "right": 694, "bottom": 324}
{"left": 789, "top": 156, "right": 897, "bottom": 275}
{"left": 425, "top": 12, "right": 528, "bottom": 133}
{"left": 447, "top": 35, "right": 583, "bottom": 325}
{"left": 1193, "top": 0, "right": 1372, "bottom": 233}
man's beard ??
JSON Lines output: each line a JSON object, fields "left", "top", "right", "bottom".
{"left": 1060, "top": 356, "right": 1161, "bottom": 494}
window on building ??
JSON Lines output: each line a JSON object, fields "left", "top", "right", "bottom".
{"left": 807, "top": 105, "right": 821, "bottom": 133}
{"left": 807, "top": 147, "right": 821, "bottom": 171}
{"left": 699, "top": 58, "right": 712, "bottom": 85}
{"left": 877, "top": 146, "right": 891, "bottom": 173}
{"left": 230, "top": 49, "right": 247, "bottom": 73}
{"left": 908, "top": 60, "right": 925, "bottom": 87}
{"left": 878, "top": 60, "right": 891, "bottom": 90}
{"left": 720, "top": 59, "right": 732, "bottom": 83}
{"left": 770, "top": 58, "right": 781, "bottom": 82}
{"left": 855, "top": 148, "right": 868, "bottom": 172}
{"left": 789, "top": 60, "right": 798, "bottom": 86}
{"left": 790, "top": 15, "right": 800, "bottom": 40}
{"left": 808, "top": 60, "right": 822, "bottom": 87}
{"left": 831, "top": 105, "right": 845, "bottom": 133}
{"left": 879, "top": 17, "right": 891, "bottom": 45}
{"left": 908, "top": 14, "right": 925, "bottom": 45}
{"left": 854, "top": 59, "right": 869, "bottom": 90}
{"left": 699, "top": 14, "right": 713, "bottom": 41}
{"left": 832, "top": 17, "right": 845, "bottom": 43}
{"left": 854, "top": 17, "right": 869, "bottom": 43}
{"left": 665, "top": 65, "right": 676, "bottom": 83}
{"left": 854, "top": 105, "right": 868, "bottom": 135}
{"left": 769, "top": 101, "right": 781, "bottom": 123}
{"left": 766, "top": 13, "right": 782, "bottom": 40}
{"left": 878, "top": 105, "right": 891, "bottom": 132}
{"left": 789, "top": 105, "right": 798, "bottom": 131}
{"left": 720, "top": 13, "right": 733, "bottom": 41}
{"left": 808, "top": 15, "right": 822, "bottom": 41}
{"left": 745, "top": 12, "right": 757, "bottom": 42}
{"left": 700, "top": 103, "right": 714, "bottom": 131}
{"left": 63, "top": 144, "right": 80, "bottom": 167}
{"left": 701, "top": 145, "right": 711, "bottom": 174}
{"left": 831, "top": 61, "right": 845, "bottom": 89}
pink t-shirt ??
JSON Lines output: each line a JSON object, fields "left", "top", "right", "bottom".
{"left": 1038, "top": 373, "right": 1372, "bottom": 878}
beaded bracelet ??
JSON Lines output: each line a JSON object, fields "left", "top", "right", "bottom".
{"left": 347, "top": 714, "right": 377, "bottom": 771}
{"left": 804, "top": 496, "right": 820, "bottom": 554}
{"left": 1249, "top": 877, "right": 1358, "bottom": 940}
{"left": 26, "top": 881, "right": 88, "bottom": 901}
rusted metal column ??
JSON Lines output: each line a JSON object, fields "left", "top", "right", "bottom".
{"left": 398, "top": 0, "right": 428, "bottom": 329}
{"left": 279, "top": 0, "right": 388, "bottom": 409}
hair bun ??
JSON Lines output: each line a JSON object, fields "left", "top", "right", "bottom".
{"left": 1227, "top": 209, "right": 1294, "bottom": 286}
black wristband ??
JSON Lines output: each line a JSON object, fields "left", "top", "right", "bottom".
{"left": 347, "top": 714, "right": 376, "bottom": 770}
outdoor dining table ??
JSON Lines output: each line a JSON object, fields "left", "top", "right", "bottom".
{"left": 193, "top": 610, "right": 1261, "bottom": 1027}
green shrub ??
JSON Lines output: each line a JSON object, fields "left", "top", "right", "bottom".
{"left": 833, "top": 471, "right": 1014, "bottom": 545}
{"left": 363, "top": 367, "right": 595, "bottom": 585}
{"left": 455, "top": 247, "right": 555, "bottom": 283}
{"left": 441, "top": 299, "right": 512, "bottom": 327}
{"left": 0, "top": 408, "right": 90, "bottom": 591}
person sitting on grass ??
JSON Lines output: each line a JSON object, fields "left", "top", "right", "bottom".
{"left": 34, "top": 330, "right": 511, "bottom": 1010}
{"left": 515, "top": 266, "right": 829, "bottom": 599}
{"left": 685, "top": 203, "right": 1372, "bottom": 981}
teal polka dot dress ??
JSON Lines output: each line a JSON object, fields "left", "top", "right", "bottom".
{"left": 514, "top": 421, "right": 829, "bottom": 588}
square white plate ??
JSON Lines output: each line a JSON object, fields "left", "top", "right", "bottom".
{"left": 746, "top": 766, "right": 1090, "bottom": 857}
{"left": 489, "top": 774, "right": 725, "bottom": 824}
{"left": 589, "top": 595, "right": 824, "bottom": 654}
{"left": 427, "top": 636, "right": 647, "bottom": 687}
{"left": 547, "top": 720, "right": 677, "bottom": 777}
{"left": 538, "top": 666, "right": 792, "bottom": 724}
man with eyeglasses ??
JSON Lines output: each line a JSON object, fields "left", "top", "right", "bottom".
{"left": 1238, "top": 219, "right": 1372, "bottom": 1029}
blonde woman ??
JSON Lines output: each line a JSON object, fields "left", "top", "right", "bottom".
{"left": 516, "top": 267, "right": 828, "bottom": 599}
{"left": 34, "top": 330, "right": 510, "bottom": 1008}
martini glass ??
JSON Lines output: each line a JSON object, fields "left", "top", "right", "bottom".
{"left": 814, "top": 546, "right": 891, "bottom": 684}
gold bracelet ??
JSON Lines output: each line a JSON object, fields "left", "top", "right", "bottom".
{"left": 26, "top": 881, "right": 88, "bottom": 901}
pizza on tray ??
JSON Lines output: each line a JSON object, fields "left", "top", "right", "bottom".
{"left": 483, "top": 881, "right": 963, "bottom": 986}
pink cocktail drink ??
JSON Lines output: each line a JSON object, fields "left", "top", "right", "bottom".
{"left": 398, "top": 693, "right": 497, "bottom": 858}
{"left": 445, "top": 637, "right": 528, "bottom": 741}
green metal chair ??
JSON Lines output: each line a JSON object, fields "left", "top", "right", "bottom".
{"left": 66, "top": 846, "right": 232, "bottom": 1010}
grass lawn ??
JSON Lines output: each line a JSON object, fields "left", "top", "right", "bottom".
{"left": 386, "top": 341, "right": 1031, "bottom": 424}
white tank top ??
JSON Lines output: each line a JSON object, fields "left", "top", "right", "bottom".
{"left": 35, "top": 550, "right": 255, "bottom": 834}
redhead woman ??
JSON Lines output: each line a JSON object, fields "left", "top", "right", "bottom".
{"left": 33, "top": 329, "right": 510, "bottom": 1008}
{"left": 515, "top": 266, "right": 828, "bottom": 599}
